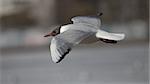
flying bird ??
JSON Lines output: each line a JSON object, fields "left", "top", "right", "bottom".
{"left": 44, "top": 13, "right": 125, "bottom": 63}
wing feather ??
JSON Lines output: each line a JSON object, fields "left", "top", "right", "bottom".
{"left": 71, "top": 16, "right": 101, "bottom": 28}
{"left": 96, "top": 30, "right": 125, "bottom": 41}
{"left": 50, "top": 29, "right": 92, "bottom": 63}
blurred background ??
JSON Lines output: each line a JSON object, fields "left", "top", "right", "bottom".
{"left": 0, "top": 0, "right": 149, "bottom": 84}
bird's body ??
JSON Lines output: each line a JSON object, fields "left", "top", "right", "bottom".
{"left": 60, "top": 23, "right": 98, "bottom": 44}
{"left": 44, "top": 14, "right": 125, "bottom": 63}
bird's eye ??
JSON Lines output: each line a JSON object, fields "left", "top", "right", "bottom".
{"left": 53, "top": 31, "right": 56, "bottom": 33}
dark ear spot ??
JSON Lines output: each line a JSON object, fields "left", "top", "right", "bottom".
{"left": 53, "top": 31, "right": 56, "bottom": 33}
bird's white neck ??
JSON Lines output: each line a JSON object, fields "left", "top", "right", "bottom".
{"left": 60, "top": 25, "right": 70, "bottom": 33}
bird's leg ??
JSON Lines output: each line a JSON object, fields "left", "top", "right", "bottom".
{"left": 99, "top": 38, "right": 117, "bottom": 44}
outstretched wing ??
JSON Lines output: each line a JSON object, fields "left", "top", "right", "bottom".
{"left": 50, "top": 29, "right": 93, "bottom": 63}
{"left": 71, "top": 16, "right": 101, "bottom": 28}
{"left": 96, "top": 30, "right": 125, "bottom": 41}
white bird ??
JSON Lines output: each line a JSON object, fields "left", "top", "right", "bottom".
{"left": 44, "top": 13, "right": 125, "bottom": 63}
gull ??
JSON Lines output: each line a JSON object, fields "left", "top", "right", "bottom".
{"left": 44, "top": 13, "right": 125, "bottom": 63}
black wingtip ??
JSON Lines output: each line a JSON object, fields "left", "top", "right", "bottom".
{"left": 100, "top": 38, "right": 117, "bottom": 44}
{"left": 55, "top": 48, "right": 72, "bottom": 63}
{"left": 97, "top": 12, "right": 103, "bottom": 16}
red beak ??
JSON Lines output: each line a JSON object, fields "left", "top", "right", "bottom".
{"left": 44, "top": 33, "right": 53, "bottom": 37}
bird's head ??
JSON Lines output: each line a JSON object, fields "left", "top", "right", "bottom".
{"left": 44, "top": 26, "right": 61, "bottom": 37}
